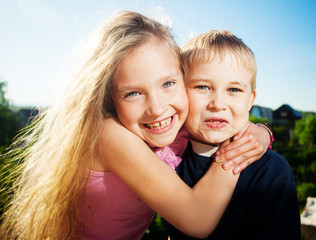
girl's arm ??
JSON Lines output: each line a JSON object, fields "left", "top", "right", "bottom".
{"left": 100, "top": 118, "right": 237, "bottom": 238}
{"left": 215, "top": 121, "right": 272, "bottom": 174}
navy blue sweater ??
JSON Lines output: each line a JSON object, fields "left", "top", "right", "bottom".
{"left": 169, "top": 143, "right": 301, "bottom": 240}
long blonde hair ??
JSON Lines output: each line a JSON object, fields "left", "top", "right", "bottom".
{"left": 0, "top": 10, "right": 182, "bottom": 239}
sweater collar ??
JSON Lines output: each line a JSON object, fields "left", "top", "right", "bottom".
{"left": 190, "top": 139, "right": 219, "bottom": 157}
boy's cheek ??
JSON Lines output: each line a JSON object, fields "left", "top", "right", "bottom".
{"left": 184, "top": 113, "right": 203, "bottom": 138}
{"left": 184, "top": 116, "right": 197, "bottom": 133}
{"left": 187, "top": 93, "right": 204, "bottom": 114}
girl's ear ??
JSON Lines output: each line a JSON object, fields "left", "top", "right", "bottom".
{"left": 248, "top": 90, "right": 256, "bottom": 111}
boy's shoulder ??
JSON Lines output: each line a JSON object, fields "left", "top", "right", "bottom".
{"left": 260, "top": 149, "right": 291, "bottom": 170}
{"left": 240, "top": 149, "right": 294, "bottom": 183}
{"left": 251, "top": 149, "right": 289, "bottom": 167}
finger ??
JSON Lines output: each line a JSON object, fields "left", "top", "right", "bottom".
{"left": 217, "top": 135, "right": 250, "bottom": 154}
{"left": 221, "top": 148, "right": 262, "bottom": 170}
{"left": 233, "top": 121, "right": 250, "bottom": 140}
{"left": 216, "top": 138, "right": 256, "bottom": 162}
{"left": 232, "top": 156, "right": 259, "bottom": 174}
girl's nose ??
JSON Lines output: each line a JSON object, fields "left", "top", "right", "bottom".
{"left": 146, "top": 93, "right": 167, "bottom": 117}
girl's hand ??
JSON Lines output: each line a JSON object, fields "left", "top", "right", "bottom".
{"left": 215, "top": 121, "right": 271, "bottom": 174}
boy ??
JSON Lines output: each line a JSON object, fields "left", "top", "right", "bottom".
{"left": 169, "top": 30, "right": 301, "bottom": 239}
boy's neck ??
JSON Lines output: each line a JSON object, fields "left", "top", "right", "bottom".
{"left": 190, "top": 139, "right": 219, "bottom": 157}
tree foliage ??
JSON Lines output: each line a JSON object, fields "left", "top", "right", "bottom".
{"left": 293, "top": 114, "right": 316, "bottom": 146}
{"left": 0, "top": 82, "right": 20, "bottom": 146}
{"left": 0, "top": 82, "right": 8, "bottom": 107}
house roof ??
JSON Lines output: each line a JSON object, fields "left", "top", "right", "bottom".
{"left": 273, "top": 104, "right": 302, "bottom": 120}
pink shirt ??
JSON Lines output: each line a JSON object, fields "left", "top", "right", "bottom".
{"left": 79, "top": 128, "right": 189, "bottom": 239}
{"left": 79, "top": 171, "right": 153, "bottom": 240}
{"left": 151, "top": 127, "right": 189, "bottom": 170}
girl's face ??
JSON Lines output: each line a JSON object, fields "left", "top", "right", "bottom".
{"left": 112, "top": 38, "right": 188, "bottom": 147}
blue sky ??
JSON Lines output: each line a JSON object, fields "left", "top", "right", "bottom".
{"left": 1, "top": 0, "right": 316, "bottom": 112}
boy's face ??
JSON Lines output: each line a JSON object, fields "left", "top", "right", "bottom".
{"left": 185, "top": 53, "right": 256, "bottom": 146}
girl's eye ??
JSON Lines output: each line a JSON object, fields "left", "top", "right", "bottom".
{"left": 228, "top": 88, "right": 241, "bottom": 93}
{"left": 195, "top": 85, "right": 209, "bottom": 90}
{"left": 162, "top": 81, "right": 175, "bottom": 88}
{"left": 125, "top": 91, "right": 139, "bottom": 98}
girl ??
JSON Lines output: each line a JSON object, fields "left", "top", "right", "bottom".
{"left": 0, "top": 11, "right": 271, "bottom": 239}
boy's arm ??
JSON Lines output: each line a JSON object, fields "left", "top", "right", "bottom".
{"left": 100, "top": 118, "right": 238, "bottom": 238}
{"left": 215, "top": 121, "right": 272, "bottom": 174}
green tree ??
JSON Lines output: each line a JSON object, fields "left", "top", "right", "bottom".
{"left": 142, "top": 213, "right": 168, "bottom": 240}
{"left": 249, "top": 115, "right": 269, "bottom": 124}
{"left": 293, "top": 114, "right": 316, "bottom": 146}
{"left": 0, "top": 81, "right": 20, "bottom": 146}
{"left": 0, "top": 81, "right": 23, "bottom": 217}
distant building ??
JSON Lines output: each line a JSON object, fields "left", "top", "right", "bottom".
{"left": 250, "top": 105, "right": 273, "bottom": 121}
{"left": 270, "top": 104, "right": 302, "bottom": 146}
{"left": 273, "top": 104, "right": 302, "bottom": 124}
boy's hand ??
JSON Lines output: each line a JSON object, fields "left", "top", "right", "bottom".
{"left": 214, "top": 121, "right": 270, "bottom": 174}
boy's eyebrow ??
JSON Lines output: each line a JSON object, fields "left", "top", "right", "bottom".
{"left": 229, "top": 81, "right": 248, "bottom": 88}
{"left": 188, "top": 78, "right": 249, "bottom": 88}
{"left": 187, "top": 78, "right": 210, "bottom": 83}
{"left": 186, "top": 78, "right": 209, "bottom": 86}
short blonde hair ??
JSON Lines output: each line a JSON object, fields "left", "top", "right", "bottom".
{"left": 182, "top": 30, "right": 257, "bottom": 91}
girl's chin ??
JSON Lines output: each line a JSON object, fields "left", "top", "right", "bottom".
{"left": 145, "top": 134, "right": 176, "bottom": 148}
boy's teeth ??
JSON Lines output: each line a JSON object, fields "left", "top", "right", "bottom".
{"left": 209, "top": 120, "right": 222, "bottom": 124}
{"left": 146, "top": 117, "right": 172, "bottom": 129}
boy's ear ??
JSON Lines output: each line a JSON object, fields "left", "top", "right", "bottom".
{"left": 248, "top": 90, "right": 257, "bottom": 111}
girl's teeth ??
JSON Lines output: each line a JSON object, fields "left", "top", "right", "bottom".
{"left": 147, "top": 117, "right": 172, "bottom": 129}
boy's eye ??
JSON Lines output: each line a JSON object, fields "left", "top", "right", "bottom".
{"left": 162, "top": 81, "right": 175, "bottom": 88}
{"left": 195, "top": 85, "right": 210, "bottom": 90}
{"left": 125, "top": 91, "right": 140, "bottom": 98}
{"left": 228, "top": 88, "right": 241, "bottom": 93}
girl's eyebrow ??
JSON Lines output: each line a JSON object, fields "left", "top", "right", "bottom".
{"left": 115, "top": 72, "right": 182, "bottom": 94}
{"left": 160, "top": 71, "right": 182, "bottom": 81}
{"left": 115, "top": 86, "right": 139, "bottom": 96}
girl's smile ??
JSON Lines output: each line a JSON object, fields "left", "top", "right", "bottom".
{"left": 144, "top": 116, "right": 173, "bottom": 130}
{"left": 112, "top": 38, "right": 188, "bottom": 147}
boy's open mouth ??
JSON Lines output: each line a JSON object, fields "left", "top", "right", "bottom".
{"left": 205, "top": 118, "right": 228, "bottom": 128}
{"left": 208, "top": 120, "right": 221, "bottom": 123}
{"left": 145, "top": 116, "right": 172, "bottom": 130}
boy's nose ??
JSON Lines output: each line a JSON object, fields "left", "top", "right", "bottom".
{"left": 207, "top": 93, "right": 226, "bottom": 111}
{"left": 146, "top": 94, "right": 167, "bottom": 116}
